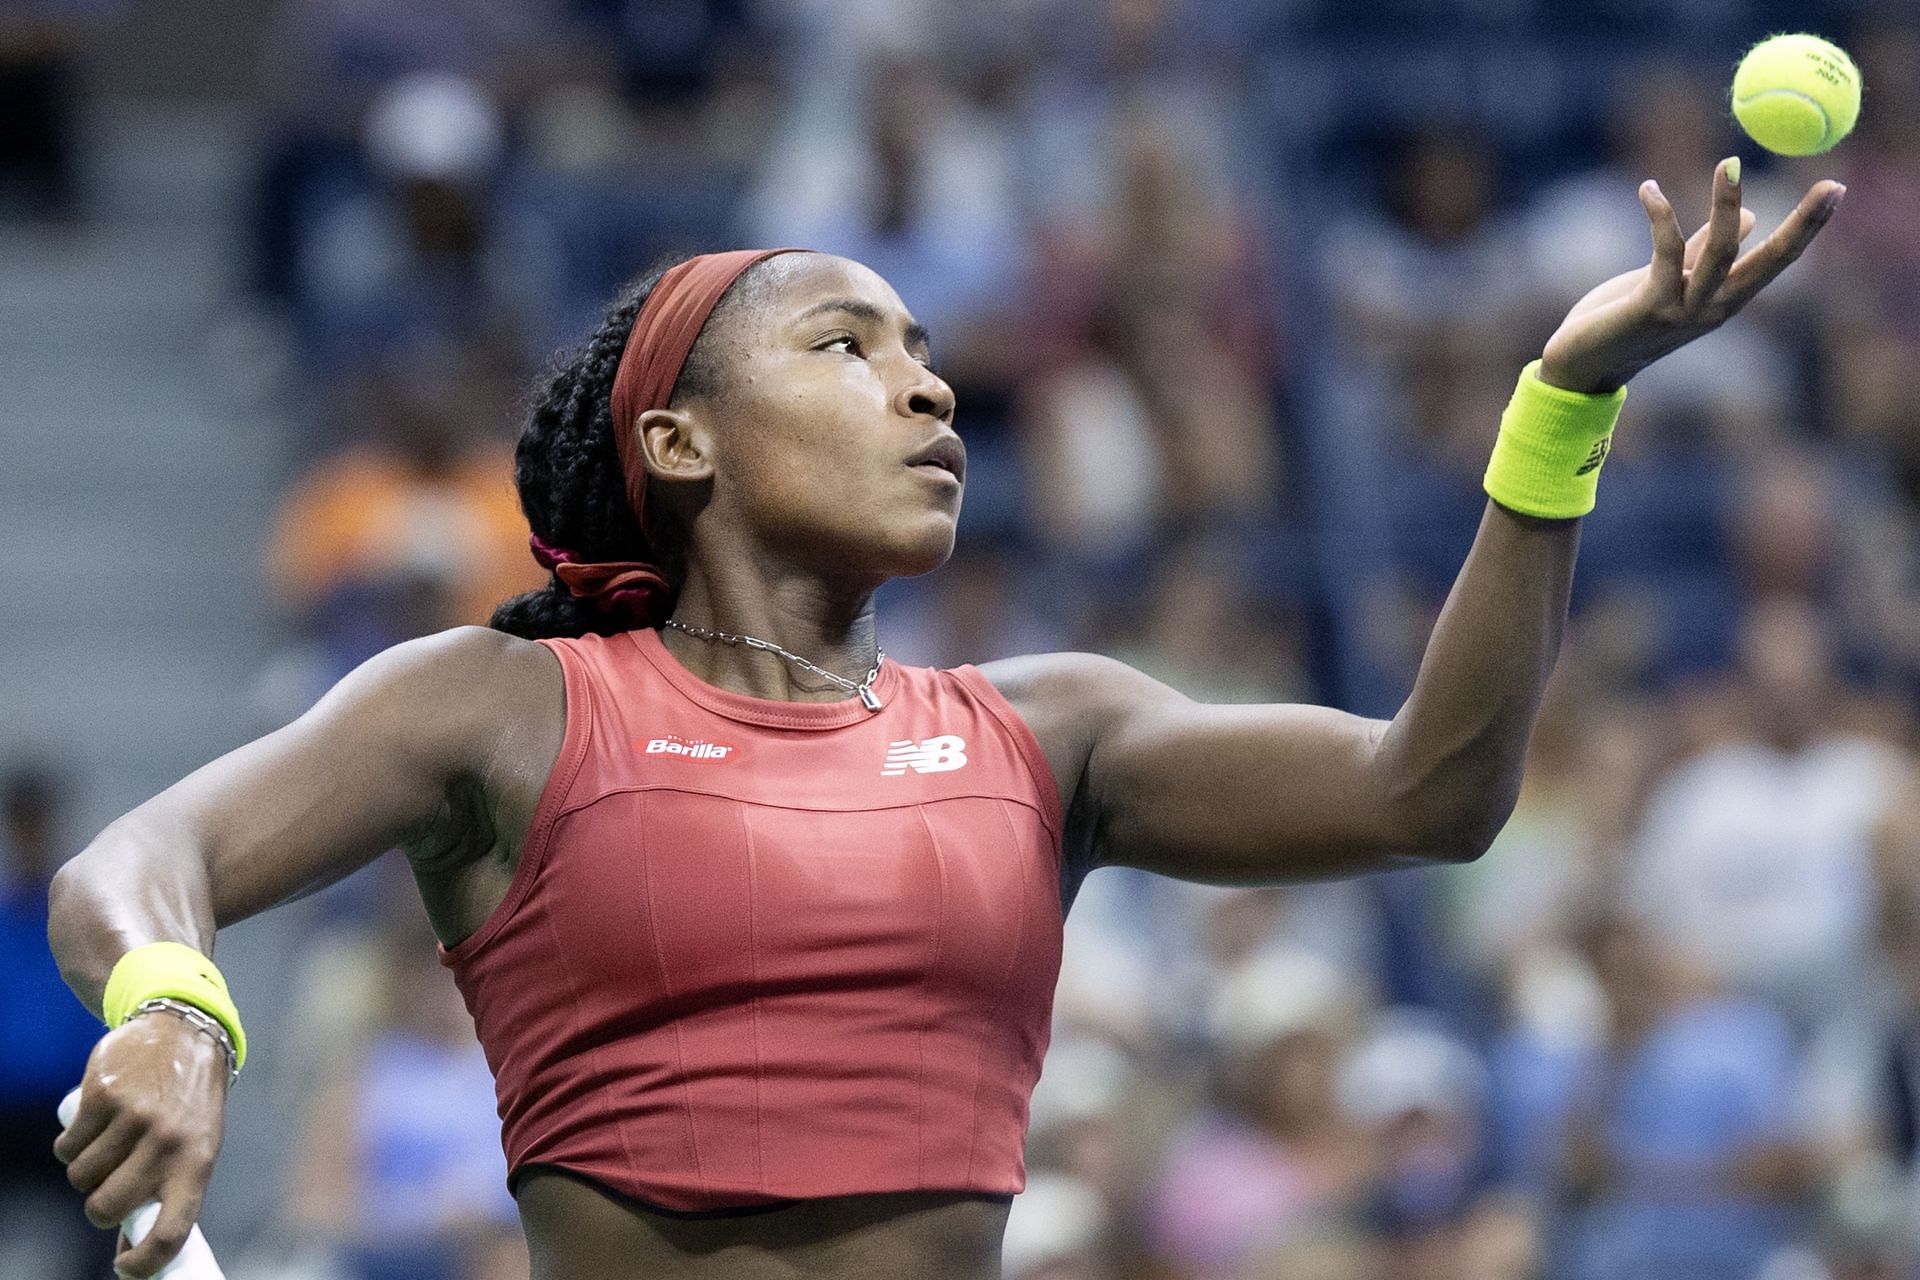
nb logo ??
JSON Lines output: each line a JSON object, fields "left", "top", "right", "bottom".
{"left": 1574, "top": 437, "right": 1610, "bottom": 477}
{"left": 882, "top": 735, "right": 969, "bottom": 776}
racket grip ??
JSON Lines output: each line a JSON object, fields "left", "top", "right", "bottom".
{"left": 58, "top": 1088, "right": 227, "bottom": 1280}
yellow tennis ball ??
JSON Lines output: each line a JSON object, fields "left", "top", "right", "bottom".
{"left": 1731, "top": 34, "right": 1862, "bottom": 156}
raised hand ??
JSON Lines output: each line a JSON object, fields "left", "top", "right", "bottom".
{"left": 1538, "top": 158, "right": 1846, "bottom": 394}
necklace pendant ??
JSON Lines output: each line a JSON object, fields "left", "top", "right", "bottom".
{"left": 859, "top": 685, "right": 883, "bottom": 712}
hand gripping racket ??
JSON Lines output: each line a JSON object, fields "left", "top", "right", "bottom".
{"left": 58, "top": 1087, "right": 226, "bottom": 1279}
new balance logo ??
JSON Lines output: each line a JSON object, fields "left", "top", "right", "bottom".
{"left": 882, "top": 735, "right": 969, "bottom": 776}
{"left": 1574, "top": 437, "right": 1610, "bottom": 477}
{"left": 638, "top": 735, "right": 736, "bottom": 761}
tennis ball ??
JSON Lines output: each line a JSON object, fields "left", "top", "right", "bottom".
{"left": 1731, "top": 34, "right": 1862, "bottom": 156}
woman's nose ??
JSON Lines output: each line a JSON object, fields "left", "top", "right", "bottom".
{"left": 896, "top": 366, "right": 955, "bottom": 423}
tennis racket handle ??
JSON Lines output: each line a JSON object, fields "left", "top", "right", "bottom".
{"left": 58, "top": 1088, "right": 227, "bottom": 1280}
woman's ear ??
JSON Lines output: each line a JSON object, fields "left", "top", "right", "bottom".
{"left": 636, "top": 408, "right": 714, "bottom": 483}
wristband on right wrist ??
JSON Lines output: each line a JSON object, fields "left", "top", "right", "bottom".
{"left": 102, "top": 941, "right": 248, "bottom": 1073}
{"left": 1482, "top": 359, "right": 1629, "bottom": 519}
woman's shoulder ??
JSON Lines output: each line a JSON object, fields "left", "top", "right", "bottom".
{"left": 965, "top": 652, "right": 1160, "bottom": 839}
{"left": 970, "top": 650, "right": 1168, "bottom": 747}
{"left": 344, "top": 627, "right": 564, "bottom": 764}
{"left": 379, "top": 625, "right": 562, "bottom": 697}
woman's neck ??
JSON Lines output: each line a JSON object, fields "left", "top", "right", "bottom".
{"left": 660, "top": 569, "right": 883, "bottom": 704}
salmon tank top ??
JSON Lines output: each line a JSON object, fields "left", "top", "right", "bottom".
{"left": 437, "top": 627, "right": 1066, "bottom": 1213}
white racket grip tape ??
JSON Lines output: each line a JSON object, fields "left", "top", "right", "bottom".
{"left": 58, "top": 1088, "right": 226, "bottom": 1280}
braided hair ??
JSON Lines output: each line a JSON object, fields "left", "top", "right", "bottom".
{"left": 490, "top": 256, "right": 771, "bottom": 639}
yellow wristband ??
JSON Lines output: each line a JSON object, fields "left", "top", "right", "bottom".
{"left": 102, "top": 941, "right": 248, "bottom": 1071}
{"left": 1482, "top": 360, "right": 1628, "bottom": 519}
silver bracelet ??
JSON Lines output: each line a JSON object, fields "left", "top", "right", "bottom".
{"left": 129, "top": 997, "right": 240, "bottom": 1088}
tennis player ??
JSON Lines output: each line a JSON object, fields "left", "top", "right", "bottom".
{"left": 49, "top": 159, "right": 1840, "bottom": 1280}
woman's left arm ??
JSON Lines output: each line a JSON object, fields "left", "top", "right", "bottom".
{"left": 989, "top": 160, "right": 1844, "bottom": 885}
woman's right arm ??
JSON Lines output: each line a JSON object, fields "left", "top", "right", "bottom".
{"left": 47, "top": 623, "right": 556, "bottom": 1279}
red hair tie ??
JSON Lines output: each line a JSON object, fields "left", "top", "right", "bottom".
{"left": 528, "top": 532, "right": 672, "bottom": 623}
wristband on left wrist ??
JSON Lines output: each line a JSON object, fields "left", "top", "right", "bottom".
{"left": 1482, "top": 360, "right": 1629, "bottom": 520}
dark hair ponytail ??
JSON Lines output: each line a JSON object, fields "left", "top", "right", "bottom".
{"left": 489, "top": 256, "right": 758, "bottom": 640}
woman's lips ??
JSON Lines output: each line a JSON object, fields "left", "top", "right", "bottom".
{"left": 904, "top": 436, "right": 966, "bottom": 483}
{"left": 910, "top": 462, "right": 962, "bottom": 485}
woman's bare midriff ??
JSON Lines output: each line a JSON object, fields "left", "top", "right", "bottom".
{"left": 516, "top": 1168, "right": 1011, "bottom": 1280}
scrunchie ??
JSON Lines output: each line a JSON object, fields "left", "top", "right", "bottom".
{"left": 530, "top": 532, "right": 672, "bottom": 625}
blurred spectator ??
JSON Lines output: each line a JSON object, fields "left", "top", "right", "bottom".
{"left": 1548, "top": 917, "right": 1818, "bottom": 1280}
{"left": 1102, "top": 532, "right": 1312, "bottom": 705}
{"left": 1814, "top": 21, "right": 1920, "bottom": 488}
{"left": 879, "top": 537, "right": 1067, "bottom": 671}
{"left": 1340, "top": 1010, "right": 1500, "bottom": 1280}
{"left": 1792, "top": 1156, "right": 1916, "bottom": 1280}
{"left": 287, "top": 72, "right": 566, "bottom": 377}
{"left": 262, "top": 353, "right": 543, "bottom": 707}
{"left": 507, "top": 52, "right": 774, "bottom": 354}
{"left": 1859, "top": 769, "right": 1920, "bottom": 1235}
{"left": 1012, "top": 0, "right": 1277, "bottom": 559}
{"left": 1021, "top": 104, "right": 1284, "bottom": 561}
{"left": 1018, "top": 1032, "right": 1150, "bottom": 1280}
{"left": 0, "top": 759, "right": 119, "bottom": 1280}
{"left": 1626, "top": 598, "right": 1908, "bottom": 1034}
{"left": 1145, "top": 950, "right": 1378, "bottom": 1278}
{"left": 1718, "top": 443, "right": 1920, "bottom": 708}
{"left": 0, "top": 1, "right": 111, "bottom": 224}
{"left": 284, "top": 901, "right": 523, "bottom": 1280}
{"left": 250, "top": 0, "right": 570, "bottom": 305}
{"left": 568, "top": 0, "right": 755, "bottom": 109}
{"left": 744, "top": 49, "right": 1026, "bottom": 362}
{"left": 1017, "top": 0, "right": 1249, "bottom": 228}
{"left": 1724, "top": 446, "right": 1850, "bottom": 605}
{"left": 1323, "top": 123, "right": 1533, "bottom": 477}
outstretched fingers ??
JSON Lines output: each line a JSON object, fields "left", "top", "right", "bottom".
{"left": 1639, "top": 180, "right": 1686, "bottom": 303}
{"left": 1721, "top": 180, "right": 1848, "bottom": 311}
{"left": 1683, "top": 158, "right": 1746, "bottom": 308}
{"left": 1683, "top": 206, "right": 1756, "bottom": 270}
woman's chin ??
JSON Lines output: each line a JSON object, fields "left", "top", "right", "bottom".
{"left": 881, "top": 523, "right": 959, "bottom": 580}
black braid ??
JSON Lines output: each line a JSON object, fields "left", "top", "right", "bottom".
{"left": 489, "top": 256, "right": 769, "bottom": 639}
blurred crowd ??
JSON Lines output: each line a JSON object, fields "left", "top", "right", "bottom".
{"left": 10, "top": 0, "right": 1920, "bottom": 1277}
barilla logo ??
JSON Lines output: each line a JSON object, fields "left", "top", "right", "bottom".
{"left": 882, "top": 735, "right": 968, "bottom": 776}
{"left": 638, "top": 735, "right": 737, "bottom": 762}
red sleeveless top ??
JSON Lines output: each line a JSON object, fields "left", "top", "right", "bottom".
{"left": 438, "top": 628, "right": 1065, "bottom": 1212}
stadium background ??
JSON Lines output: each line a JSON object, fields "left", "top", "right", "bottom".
{"left": 4, "top": 0, "right": 1920, "bottom": 1277}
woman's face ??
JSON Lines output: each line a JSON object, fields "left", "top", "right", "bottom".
{"left": 677, "top": 253, "right": 963, "bottom": 584}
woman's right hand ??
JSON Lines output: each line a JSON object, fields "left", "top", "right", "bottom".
{"left": 53, "top": 1012, "right": 230, "bottom": 1279}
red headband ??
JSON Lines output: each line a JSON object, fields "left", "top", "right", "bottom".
{"left": 524, "top": 248, "right": 808, "bottom": 625}
{"left": 609, "top": 247, "right": 809, "bottom": 524}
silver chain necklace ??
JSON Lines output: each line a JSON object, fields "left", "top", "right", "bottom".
{"left": 662, "top": 618, "right": 886, "bottom": 711}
